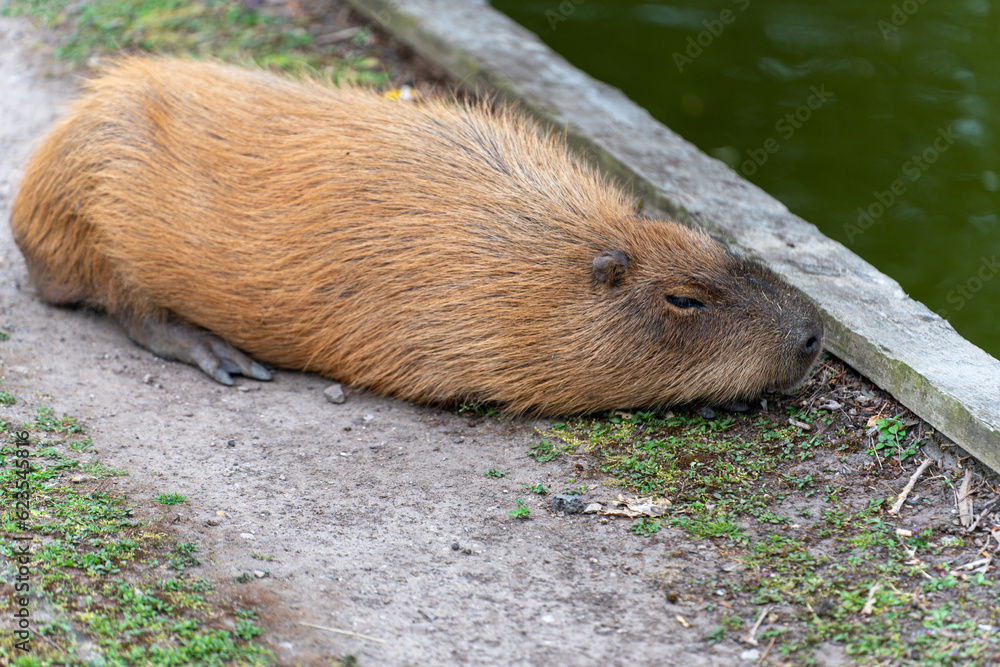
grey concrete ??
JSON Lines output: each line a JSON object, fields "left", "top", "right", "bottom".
{"left": 348, "top": 0, "right": 1000, "bottom": 470}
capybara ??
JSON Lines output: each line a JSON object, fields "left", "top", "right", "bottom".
{"left": 10, "top": 58, "right": 823, "bottom": 415}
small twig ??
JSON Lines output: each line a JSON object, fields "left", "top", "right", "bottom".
{"left": 895, "top": 533, "right": 917, "bottom": 560}
{"left": 889, "top": 458, "right": 934, "bottom": 515}
{"left": 757, "top": 636, "right": 776, "bottom": 664}
{"left": 788, "top": 417, "right": 811, "bottom": 431}
{"left": 861, "top": 583, "right": 881, "bottom": 615}
{"left": 297, "top": 622, "right": 386, "bottom": 643}
{"left": 968, "top": 506, "right": 992, "bottom": 533}
{"left": 741, "top": 605, "right": 771, "bottom": 646}
{"left": 990, "top": 527, "right": 1000, "bottom": 552}
{"left": 30, "top": 625, "right": 67, "bottom": 653}
{"left": 953, "top": 556, "right": 991, "bottom": 572}
{"left": 957, "top": 469, "right": 975, "bottom": 529}
{"left": 969, "top": 497, "right": 1000, "bottom": 533}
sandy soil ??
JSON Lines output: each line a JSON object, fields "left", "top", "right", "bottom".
{"left": 0, "top": 16, "right": 763, "bottom": 666}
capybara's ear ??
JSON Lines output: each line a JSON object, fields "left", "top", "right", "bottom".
{"left": 592, "top": 250, "right": 630, "bottom": 288}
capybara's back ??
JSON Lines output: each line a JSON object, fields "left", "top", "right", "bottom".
{"left": 11, "top": 58, "right": 823, "bottom": 415}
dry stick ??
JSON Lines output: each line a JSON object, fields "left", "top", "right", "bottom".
{"left": 957, "top": 469, "right": 975, "bottom": 528}
{"left": 967, "top": 505, "right": 993, "bottom": 533}
{"left": 954, "top": 556, "right": 991, "bottom": 571}
{"left": 29, "top": 624, "right": 67, "bottom": 653}
{"left": 297, "top": 622, "right": 386, "bottom": 643}
{"left": 741, "top": 605, "right": 772, "bottom": 646}
{"left": 888, "top": 458, "right": 934, "bottom": 515}
{"left": 861, "top": 583, "right": 881, "bottom": 615}
{"left": 757, "top": 636, "right": 776, "bottom": 664}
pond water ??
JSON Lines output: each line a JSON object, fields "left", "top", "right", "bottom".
{"left": 492, "top": 0, "right": 1000, "bottom": 359}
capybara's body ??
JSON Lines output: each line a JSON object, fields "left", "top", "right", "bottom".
{"left": 11, "top": 58, "right": 823, "bottom": 415}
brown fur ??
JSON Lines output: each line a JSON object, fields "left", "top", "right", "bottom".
{"left": 10, "top": 57, "right": 823, "bottom": 415}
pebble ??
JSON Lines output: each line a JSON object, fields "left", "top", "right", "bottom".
{"left": 324, "top": 383, "right": 346, "bottom": 404}
{"left": 552, "top": 494, "right": 584, "bottom": 514}
{"left": 740, "top": 649, "right": 761, "bottom": 661}
{"left": 697, "top": 407, "right": 716, "bottom": 419}
{"left": 583, "top": 503, "right": 603, "bottom": 514}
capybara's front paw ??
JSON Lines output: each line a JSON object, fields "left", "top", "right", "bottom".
{"left": 116, "top": 308, "right": 271, "bottom": 385}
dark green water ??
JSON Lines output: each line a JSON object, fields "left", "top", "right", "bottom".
{"left": 492, "top": 0, "right": 1000, "bottom": 359}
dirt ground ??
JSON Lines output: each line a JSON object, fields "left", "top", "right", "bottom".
{"left": 0, "top": 15, "right": 771, "bottom": 667}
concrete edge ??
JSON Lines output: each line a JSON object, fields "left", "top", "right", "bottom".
{"left": 347, "top": 0, "right": 1000, "bottom": 472}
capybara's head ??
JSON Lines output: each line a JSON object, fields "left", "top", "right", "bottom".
{"left": 526, "top": 217, "right": 825, "bottom": 415}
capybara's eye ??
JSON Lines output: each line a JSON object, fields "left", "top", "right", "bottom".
{"left": 665, "top": 295, "right": 705, "bottom": 310}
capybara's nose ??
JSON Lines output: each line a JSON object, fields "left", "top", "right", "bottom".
{"left": 801, "top": 327, "right": 822, "bottom": 358}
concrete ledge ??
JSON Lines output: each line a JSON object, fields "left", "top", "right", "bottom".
{"left": 347, "top": 0, "right": 1000, "bottom": 471}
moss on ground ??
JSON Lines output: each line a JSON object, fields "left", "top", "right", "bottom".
{"left": 0, "top": 402, "right": 273, "bottom": 666}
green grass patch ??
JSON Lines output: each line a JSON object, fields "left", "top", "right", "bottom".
{"left": 155, "top": 492, "right": 187, "bottom": 505}
{"left": 539, "top": 393, "right": 997, "bottom": 664}
{"left": 0, "top": 421, "right": 273, "bottom": 665}
{"left": 2, "top": 0, "right": 391, "bottom": 85}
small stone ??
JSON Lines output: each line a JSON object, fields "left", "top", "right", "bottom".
{"left": 324, "top": 383, "right": 346, "bottom": 404}
{"left": 453, "top": 437, "right": 464, "bottom": 443}
{"left": 451, "top": 542, "right": 461, "bottom": 551}
{"left": 143, "top": 373, "right": 154, "bottom": 384}
{"left": 227, "top": 440, "right": 236, "bottom": 447}
{"left": 552, "top": 494, "right": 584, "bottom": 514}
{"left": 70, "top": 475, "right": 90, "bottom": 483}
{"left": 697, "top": 407, "right": 716, "bottom": 419}
{"left": 240, "top": 533, "right": 255, "bottom": 540}
{"left": 540, "top": 614, "right": 556, "bottom": 624}
{"left": 253, "top": 570, "right": 267, "bottom": 578}
{"left": 740, "top": 649, "right": 760, "bottom": 661}
{"left": 583, "top": 503, "right": 603, "bottom": 514}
